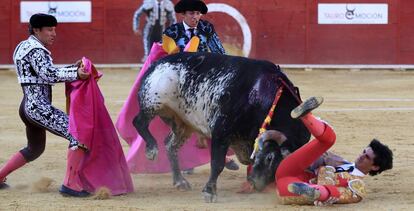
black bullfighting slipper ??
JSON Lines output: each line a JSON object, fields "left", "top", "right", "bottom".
{"left": 0, "top": 182, "right": 10, "bottom": 189}
{"left": 225, "top": 159, "right": 239, "bottom": 171}
{"left": 287, "top": 182, "right": 320, "bottom": 200}
{"left": 291, "top": 96, "right": 324, "bottom": 119}
{"left": 59, "top": 185, "right": 90, "bottom": 197}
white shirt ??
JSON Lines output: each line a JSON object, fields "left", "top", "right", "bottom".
{"left": 183, "top": 21, "right": 198, "bottom": 38}
{"left": 336, "top": 163, "right": 365, "bottom": 177}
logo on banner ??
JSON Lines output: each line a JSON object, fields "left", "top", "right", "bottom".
{"left": 20, "top": 1, "right": 92, "bottom": 23}
{"left": 318, "top": 3, "right": 388, "bottom": 24}
{"left": 48, "top": 2, "right": 58, "bottom": 15}
{"left": 345, "top": 4, "right": 356, "bottom": 20}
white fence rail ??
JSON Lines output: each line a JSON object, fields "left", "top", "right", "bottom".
{"left": 1, "top": 64, "right": 413, "bottom": 71}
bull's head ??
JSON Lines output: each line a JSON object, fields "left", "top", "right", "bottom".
{"left": 248, "top": 130, "right": 288, "bottom": 191}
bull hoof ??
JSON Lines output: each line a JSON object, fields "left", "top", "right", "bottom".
{"left": 145, "top": 145, "right": 158, "bottom": 160}
{"left": 174, "top": 179, "right": 192, "bottom": 191}
{"left": 202, "top": 191, "right": 217, "bottom": 203}
{"left": 202, "top": 184, "right": 217, "bottom": 203}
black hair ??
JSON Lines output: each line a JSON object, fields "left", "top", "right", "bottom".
{"left": 28, "top": 13, "right": 57, "bottom": 35}
{"left": 369, "top": 139, "right": 393, "bottom": 176}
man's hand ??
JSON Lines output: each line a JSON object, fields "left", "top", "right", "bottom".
{"left": 77, "top": 63, "right": 90, "bottom": 80}
{"left": 75, "top": 59, "right": 82, "bottom": 67}
{"left": 69, "top": 141, "right": 89, "bottom": 152}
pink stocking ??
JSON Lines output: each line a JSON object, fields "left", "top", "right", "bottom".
{"left": 0, "top": 152, "right": 27, "bottom": 182}
{"left": 300, "top": 114, "right": 325, "bottom": 137}
{"left": 62, "top": 150, "right": 85, "bottom": 191}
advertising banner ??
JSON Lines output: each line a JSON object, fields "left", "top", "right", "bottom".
{"left": 20, "top": 1, "right": 91, "bottom": 23}
{"left": 318, "top": 3, "right": 388, "bottom": 24}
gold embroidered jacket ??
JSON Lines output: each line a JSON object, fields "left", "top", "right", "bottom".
{"left": 278, "top": 152, "right": 367, "bottom": 205}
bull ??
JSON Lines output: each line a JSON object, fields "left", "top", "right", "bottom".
{"left": 133, "top": 52, "right": 310, "bottom": 202}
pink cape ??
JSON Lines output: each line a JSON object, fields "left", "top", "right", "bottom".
{"left": 116, "top": 43, "right": 211, "bottom": 173}
{"left": 63, "top": 58, "right": 134, "bottom": 195}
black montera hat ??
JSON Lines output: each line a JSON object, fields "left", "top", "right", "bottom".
{"left": 29, "top": 13, "right": 57, "bottom": 28}
{"left": 174, "top": 0, "right": 208, "bottom": 14}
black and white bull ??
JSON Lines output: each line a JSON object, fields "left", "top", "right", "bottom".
{"left": 133, "top": 52, "right": 310, "bottom": 202}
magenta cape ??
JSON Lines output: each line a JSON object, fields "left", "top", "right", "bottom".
{"left": 116, "top": 43, "right": 211, "bottom": 173}
{"left": 63, "top": 58, "right": 134, "bottom": 195}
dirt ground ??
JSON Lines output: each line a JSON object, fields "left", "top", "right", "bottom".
{"left": 0, "top": 68, "right": 413, "bottom": 210}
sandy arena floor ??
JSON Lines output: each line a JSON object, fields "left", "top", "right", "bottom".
{"left": 0, "top": 68, "right": 413, "bottom": 210}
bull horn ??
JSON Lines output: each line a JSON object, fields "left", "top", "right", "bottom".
{"left": 259, "top": 130, "right": 287, "bottom": 147}
{"left": 250, "top": 130, "right": 287, "bottom": 159}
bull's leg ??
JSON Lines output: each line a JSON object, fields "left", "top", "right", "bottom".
{"left": 164, "top": 131, "right": 191, "bottom": 191}
{"left": 202, "top": 141, "right": 229, "bottom": 203}
{"left": 133, "top": 112, "right": 158, "bottom": 160}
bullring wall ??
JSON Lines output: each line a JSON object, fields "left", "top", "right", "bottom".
{"left": 1, "top": 0, "right": 413, "bottom": 64}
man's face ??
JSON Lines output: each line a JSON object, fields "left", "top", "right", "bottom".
{"left": 182, "top": 11, "right": 202, "bottom": 28}
{"left": 33, "top": 26, "right": 56, "bottom": 46}
{"left": 355, "top": 147, "right": 379, "bottom": 174}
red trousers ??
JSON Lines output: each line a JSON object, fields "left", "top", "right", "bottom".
{"left": 275, "top": 124, "right": 336, "bottom": 196}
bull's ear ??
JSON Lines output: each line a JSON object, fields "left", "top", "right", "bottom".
{"left": 184, "top": 36, "right": 200, "bottom": 52}
{"left": 162, "top": 35, "right": 180, "bottom": 54}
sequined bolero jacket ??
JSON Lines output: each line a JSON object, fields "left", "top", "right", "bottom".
{"left": 163, "top": 20, "right": 226, "bottom": 54}
{"left": 13, "top": 36, "right": 78, "bottom": 85}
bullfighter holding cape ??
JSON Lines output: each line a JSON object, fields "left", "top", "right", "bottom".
{"left": 63, "top": 58, "right": 134, "bottom": 196}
